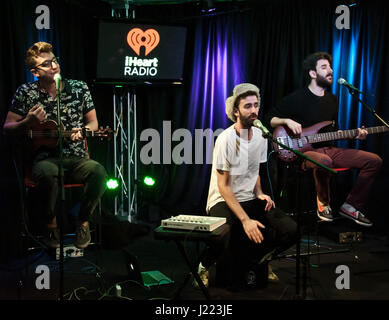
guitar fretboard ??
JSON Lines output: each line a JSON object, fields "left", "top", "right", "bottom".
{"left": 307, "top": 126, "right": 389, "bottom": 143}
{"left": 28, "top": 130, "right": 106, "bottom": 139}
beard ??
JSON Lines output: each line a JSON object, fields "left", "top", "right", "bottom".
{"left": 316, "top": 73, "right": 333, "bottom": 88}
{"left": 238, "top": 110, "right": 257, "bottom": 128}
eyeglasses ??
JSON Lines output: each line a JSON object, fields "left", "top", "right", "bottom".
{"left": 34, "top": 57, "right": 60, "bottom": 69}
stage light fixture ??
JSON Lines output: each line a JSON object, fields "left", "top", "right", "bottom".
{"left": 341, "top": 0, "right": 358, "bottom": 6}
{"left": 106, "top": 178, "right": 120, "bottom": 190}
{"left": 143, "top": 176, "right": 156, "bottom": 187}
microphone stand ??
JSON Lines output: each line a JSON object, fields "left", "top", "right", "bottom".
{"left": 259, "top": 129, "right": 336, "bottom": 299}
{"left": 55, "top": 79, "right": 65, "bottom": 300}
{"left": 345, "top": 87, "right": 389, "bottom": 253}
{"left": 346, "top": 88, "right": 389, "bottom": 129}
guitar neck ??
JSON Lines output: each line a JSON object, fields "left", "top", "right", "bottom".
{"left": 62, "top": 130, "right": 98, "bottom": 138}
{"left": 29, "top": 129, "right": 102, "bottom": 139}
{"left": 307, "top": 126, "right": 389, "bottom": 143}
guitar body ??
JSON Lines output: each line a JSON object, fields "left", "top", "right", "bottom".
{"left": 26, "top": 120, "right": 113, "bottom": 151}
{"left": 273, "top": 120, "right": 388, "bottom": 163}
{"left": 29, "top": 120, "right": 65, "bottom": 149}
{"left": 273, "top": 121, "right": 333, "bottom": 162}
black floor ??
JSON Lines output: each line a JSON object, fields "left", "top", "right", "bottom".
{"left": 1, "top": 217, "right": 389, "bottom": 304}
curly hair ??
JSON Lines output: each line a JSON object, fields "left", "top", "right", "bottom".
{"left": 25, "top": 42, "right": 53, "bottom": 69}
{"left": 302, "top": 52, "right": 332, "bottom": 81}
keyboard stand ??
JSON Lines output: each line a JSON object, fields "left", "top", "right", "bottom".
{"left": 153, "top": 224, "right": 229, "bottom": 300}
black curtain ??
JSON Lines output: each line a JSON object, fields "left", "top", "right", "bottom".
{"left": 247, "top": 1, "right": 334, "bottom": 115}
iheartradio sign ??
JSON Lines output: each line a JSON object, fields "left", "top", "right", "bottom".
{"left": 96, "top": 21, "right": 187, "bottom": 82}
{"left": 124, "top": 28, "right": 160, "bottom": 77}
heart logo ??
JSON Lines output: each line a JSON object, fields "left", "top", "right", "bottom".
{"left": 127, "top": 28, "right": 160, "bottom": 56}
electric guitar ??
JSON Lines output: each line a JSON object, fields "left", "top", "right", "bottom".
{"left": 26, "top": 120, "right": 113, "bottom": 150}
{"left": 273, "top": 120, "right": 389, "bottom": 162}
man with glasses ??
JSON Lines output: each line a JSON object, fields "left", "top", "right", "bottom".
{"left": 3, "top": 42, "right": 107, "bottom": 249}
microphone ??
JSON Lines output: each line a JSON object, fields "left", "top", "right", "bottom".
{"left": 338, "top": 78, "right": 362, "bottom": 93}
{"left": 54, "top": 73, "right": 62, "bottom": 90}
{"left": 253, "top": 119, "right": 271, "bottom": 137}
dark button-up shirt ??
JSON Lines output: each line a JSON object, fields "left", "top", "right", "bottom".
{"left": 10, "top": 79, "right": 95, "bottom": 160}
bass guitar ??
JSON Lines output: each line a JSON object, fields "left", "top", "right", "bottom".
{"left": 273, "top": 120, "right": 388, "bottom": 162}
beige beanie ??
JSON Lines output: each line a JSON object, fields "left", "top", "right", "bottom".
{"left": 225, "top": 83, "right": 260, "bottom": 122}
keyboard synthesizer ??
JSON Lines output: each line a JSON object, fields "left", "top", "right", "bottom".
{"left": 161, "top": 215, "right": 226, "bottom": 232}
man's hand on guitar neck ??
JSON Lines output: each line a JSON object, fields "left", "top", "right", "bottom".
{"left": 355, "top": 126, "right": 368, "bottom": 140}
{"left": 70, "top": 127, "right": 92, "bottom": 141}
{"left": 70, "top": 128, "right": 86, "bottom": 141}
{"left": 338, "top": 126, "right": 368, "bottom": 140}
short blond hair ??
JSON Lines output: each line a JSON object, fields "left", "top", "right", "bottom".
{"left": 25, "top": 42, "right": 53, "bottom": 69}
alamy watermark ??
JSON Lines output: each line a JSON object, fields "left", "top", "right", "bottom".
{"left": 139, "top": 121, "right": 224, "bottom": 165}
{"left": 35, "top": 5, "right": 50, "bottom": 30}
{"left": 139, "top": 121, "right": 252, "bottom": 170}
{"left": 35, "top": 265, "right": 50, "bottom": 290}
{"left": 335, "top": 265, "right": 350, "bottom": 290}
{"left": 335, "top": 5, "right": 350, "bottom": 30}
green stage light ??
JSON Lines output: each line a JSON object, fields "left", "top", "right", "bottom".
{"left": 106, "top": 178, "right": 119, "bottom": 190}
{"left": 143, "top": 176, "right": 156, "bottom": 187}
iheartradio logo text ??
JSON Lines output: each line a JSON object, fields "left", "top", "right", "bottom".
{"left": 124, "top": 28, "right": 160, "bottom": 77}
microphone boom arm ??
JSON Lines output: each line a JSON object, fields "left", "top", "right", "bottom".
{"left": 346, "top": 90, "right": 389, "bottom": 129}
{"left": 255, "top": 122, "right": 337, "bottom": 174}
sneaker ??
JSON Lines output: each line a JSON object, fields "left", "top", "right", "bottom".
{"left": 317, "top": 204, "right": 334, "bottom": 222}
{"left": 42, "top": 229, "right": 60, "bottom": 249}
{"left": 193, "top": 262, "right": 209, "bottom": 288}
{"left": 339, "top": 203, "right": 373, "bottom": 227}
{"left": 74, "top": 222, "right": 91, "bottom": 249}
{"left": 268, "top": 264, "right": 280, "bottom": 283}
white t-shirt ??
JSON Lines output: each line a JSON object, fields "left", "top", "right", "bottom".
{"left": 206, "top": 125, "right": 268, "bottom": 213}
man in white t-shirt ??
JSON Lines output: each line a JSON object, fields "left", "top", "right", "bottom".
{"left": 198, "top": 83, "right": 297, "bottom": 289}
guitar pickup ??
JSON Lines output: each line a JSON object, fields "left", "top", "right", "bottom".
{"left": 297, "top": 138, "right": 303, "bottom": 148}
{"left": 276, "top": 137, "right": 284, "bottom": 149}
{"left": 287, "top": 136, "right": 293, "bottom": 148}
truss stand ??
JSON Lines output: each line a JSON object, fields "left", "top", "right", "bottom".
{"left": 110, "top": 0, "right": 136, "bottom": 20}
{"left": 113, "top": 86, "right": 138, "bottom": 222}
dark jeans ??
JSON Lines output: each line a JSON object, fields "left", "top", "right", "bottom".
{"left": 32, "top": 156, "right": 107, "bottom": 224}
{"left": 201, "top": 199, "right": 298, "bottom": 271}
{"left": 304, "top": 147, "right": 382, "bottom": 209}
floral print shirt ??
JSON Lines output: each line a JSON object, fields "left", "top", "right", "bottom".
{"left": 10, "top": 79, "right": 95, "bottom": 160}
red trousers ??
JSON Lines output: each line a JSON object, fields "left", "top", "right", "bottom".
{"left": 303, "top": 147, "right": 382, "bottom": 210}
